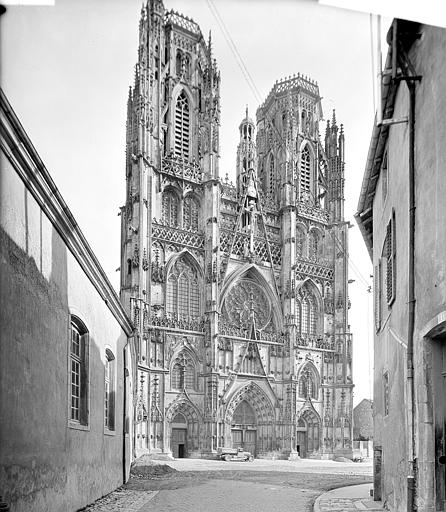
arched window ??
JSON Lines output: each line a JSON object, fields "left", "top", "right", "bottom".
{"left": 174, "top": 91, "right": 190, "bottom": 159}
{"left": 183, "top": 195, "right": 199, "bottom": 231}
{"left": 171, "top": 351, "right": 196, "bottom": 390}
{"left": 162, "top": 190, "right": 179, "bottom": 226}
{"left": 295, "top": 299, "right": 301, "bottom": 329}
{"left": 296, "top": 228, "right": 305, "bottom": 257}
{"left": 300, "top": 146, "right": 311, "bottom": 195}
{"left": 298, "top": 366, "right": 318, "bottom": 400}
{"left": 309, "top": 231, "right": 320, "bottom": 260}
{"left": 69, "top": 317, "right": 89, "bottom": 426}
{"left": 268, "top": 154, "right": 275, "bottom": 197}
{"left": 176, "top": 51, "right": 182, "bottom": 76}
{"left": 184, "top": 54, "right": 191, "bottom": 79}
{"left": 104, "top": 349, "right": 115, "bottom": 431}
{"left": 300, "top": 292, "right": 318, "bottom": 335}
{"left": 166, "top": 257, "right": 200, "bottom": 318}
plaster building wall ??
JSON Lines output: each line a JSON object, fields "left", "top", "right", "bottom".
{"left": 356, "top": 20, "right": 446, "bottom": 512}
{"left": 0, "top": 91, "right": 135, "bottom": 512}
{"left": 121, "top": 0, "right": 353, "bottom": 462}
{"left": 410, "top": 25, "right": 446, "bottom": 512}
{"left": 353, "top": 399, "right": 373, "bottom": 440}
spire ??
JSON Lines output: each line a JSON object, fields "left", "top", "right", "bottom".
{"left": 339, "top": 124, "right": 345, "bottom": 161}
{"left": 332, "top": 109, "right": 337, "bottom": 128}
{"left": 208, "top": 30, "right": 212, "bottom": 60}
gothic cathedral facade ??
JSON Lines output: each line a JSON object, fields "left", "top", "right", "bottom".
{"left": 120, "top": 0, "right": 353, "bottom": 460}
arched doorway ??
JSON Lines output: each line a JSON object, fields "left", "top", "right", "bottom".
{"left": 231, "top": 400, "right": 257, "bottom": 455}
{"left": 296, "top": 409, "right": 321, "bottom": 458}
{"left": 171, "top": 412, "right": 187, "bottom": 458}
{"left": 225, "top": 382, "right": 275, "bottom": 456}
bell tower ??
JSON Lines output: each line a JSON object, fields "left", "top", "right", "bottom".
{"left": 120, "top": 0, "right": 220, "bottom": 457}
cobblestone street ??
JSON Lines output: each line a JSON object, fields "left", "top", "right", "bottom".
{"left": 82, "top": 459, "right": 373, "bottom": 512}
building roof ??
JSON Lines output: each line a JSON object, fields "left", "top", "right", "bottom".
{"left": 355, "top": 20, "right": 421, "bottom": 258}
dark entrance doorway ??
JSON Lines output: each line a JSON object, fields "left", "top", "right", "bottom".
{"left": 172, "top": 428, "right": 186, "bottom": 458}
{"left": 432, "top": 330, "right": 446, "bottom": 511}
{"left": 296, "top": 410, "right": 320, "bottom": 458}
{"left": 171, "top": 412, "right": 187, "bottom": 458}
{"left": 231, "top": 400, "right": 257, "bottom": 455}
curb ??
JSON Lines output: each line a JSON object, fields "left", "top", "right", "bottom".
{"left": 313, "top": 484, "right": 385, "bottom": 512}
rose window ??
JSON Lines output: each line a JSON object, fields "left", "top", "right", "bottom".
{"left": 223, "top": 280, "right": 271, "bottom": 330}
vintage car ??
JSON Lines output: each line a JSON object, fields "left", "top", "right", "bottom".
{"left": 217, "top": 447, "right": 254, "bottom": 462}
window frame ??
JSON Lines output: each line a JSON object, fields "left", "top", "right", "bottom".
{"left": 166, "top": 257, "right": 201, "bottom": 319}
{"left": 174, "top": 90, "right": 191, "bottom": 159}
{"left": 384, "top": 210, "right": 396, "bottom": 306}
{"left": 300, "top": 145, "right": 312, "bottom": 196}
{"left": 68, "top": 316, "right": 90, "bottom": 431}
{"left": 170, "top": 351, "right": 196, "bottom": 391}
{"left": 104, "top": 348, "right": 116, "bottom": 434}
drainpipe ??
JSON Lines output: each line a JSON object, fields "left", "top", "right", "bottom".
{"left": 406, "top": 78, "right": 416, "bottom": 512}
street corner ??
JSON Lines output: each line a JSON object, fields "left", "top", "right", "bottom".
{"left": 80, "top": 488, "right": 158, "bottom": 512}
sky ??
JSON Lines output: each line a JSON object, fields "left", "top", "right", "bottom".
{"left": 1, "top": 0, "right": 383, "bottom": 405}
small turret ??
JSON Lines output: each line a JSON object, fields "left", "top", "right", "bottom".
{"left": 236, "top": 107, "right": 257, "bottom": 197}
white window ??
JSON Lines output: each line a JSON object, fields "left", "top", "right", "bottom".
{"left": 69, "top": 317, "right": 89, "bottom": 426}
{"left": 104, "top": 349, "right": 115, "bottom": 431}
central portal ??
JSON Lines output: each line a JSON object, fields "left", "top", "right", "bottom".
{"left": 231, "top": 400, "right": 257, "bottom": 455}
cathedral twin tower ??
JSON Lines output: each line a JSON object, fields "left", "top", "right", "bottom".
{"left": 120, "top": 0, "right": 353, "bottom": 459}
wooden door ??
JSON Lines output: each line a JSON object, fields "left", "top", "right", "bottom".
{"left": 434, "top": 338, "right": 446, "bottom": 511}
{"left": 296, "top": 431, "right": 307, "bottom": 458}
{"left": 232, "top": 429, "right": 243, "bottom": 449}
{"left": 172, "top": 428, "right": 187, "bottom": 458}
{"left": 244, "top": 430, "right": 256, "bottom": 456}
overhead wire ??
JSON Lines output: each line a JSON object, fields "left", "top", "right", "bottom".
{"left": 206, "top": 0, "right": 372, "bottom": 292}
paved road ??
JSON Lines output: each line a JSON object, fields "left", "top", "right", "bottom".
{"left": 164, "top": 457, "right": 373, "bottom": 476}
{"left": 83, "top": 459, "right": 373, "bottom": 512}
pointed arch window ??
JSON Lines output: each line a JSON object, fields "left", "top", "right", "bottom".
{"left": 309, "top": 231, "right": 320, "bottom": 260}
{"left": 296, "top": 228, "right": 305, "bottom": 257}
{"left": 174, "top": 91, "right": 190, "bottom": 159}
{"left": 183, "top": 195, "right": 199, "bottom": 231}
{"left": 162, "top": 190, "right": 179, "bottom": 226}
{"left": 166, "top": 258, "right": 200, "bottom": 318}
{"left": 171, "top": 351, "right": 196, "bottom": 390}
{"left": 268, "top": 154, "right": 275, "bottom": 197}
{"left": 300, "top": 146, "right": 311, "bottom": 195}
{"left": 298, "top": 366, "right": 318, "bottom": 400}
{"left": 300, "top": 293, "right": 318, "bottom": 335}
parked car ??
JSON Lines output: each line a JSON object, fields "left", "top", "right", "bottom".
{"left": 217, "top": 447, "right": 254, "bottom": 462}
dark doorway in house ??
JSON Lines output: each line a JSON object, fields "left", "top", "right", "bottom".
{"left": 431, "top": 327, "right": 446, "bottom": 511}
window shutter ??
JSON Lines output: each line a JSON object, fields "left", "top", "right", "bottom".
{"left": 374, "top": 262, "right": 381, "bottom": 331}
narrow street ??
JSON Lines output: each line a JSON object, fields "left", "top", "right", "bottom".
{"left": 83, "top": 459, "right": 373, "bottom": 512}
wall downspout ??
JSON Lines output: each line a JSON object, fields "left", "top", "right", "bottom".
{"left": 391, "top": 21, "right": 420, "bottom": 510}
{"left": 406, "top": 77, "right": 416, "bottom": 512}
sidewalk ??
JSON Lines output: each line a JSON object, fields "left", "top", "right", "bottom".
{"left": 314, "top": 483, "right": 386, "bottom": 511}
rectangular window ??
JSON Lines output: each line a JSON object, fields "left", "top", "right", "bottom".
{"left": 69, "top": 319, "right": 89, "bottom": 427}
{"left": 383, "top": 371, "right": 390, "bottom": 416}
